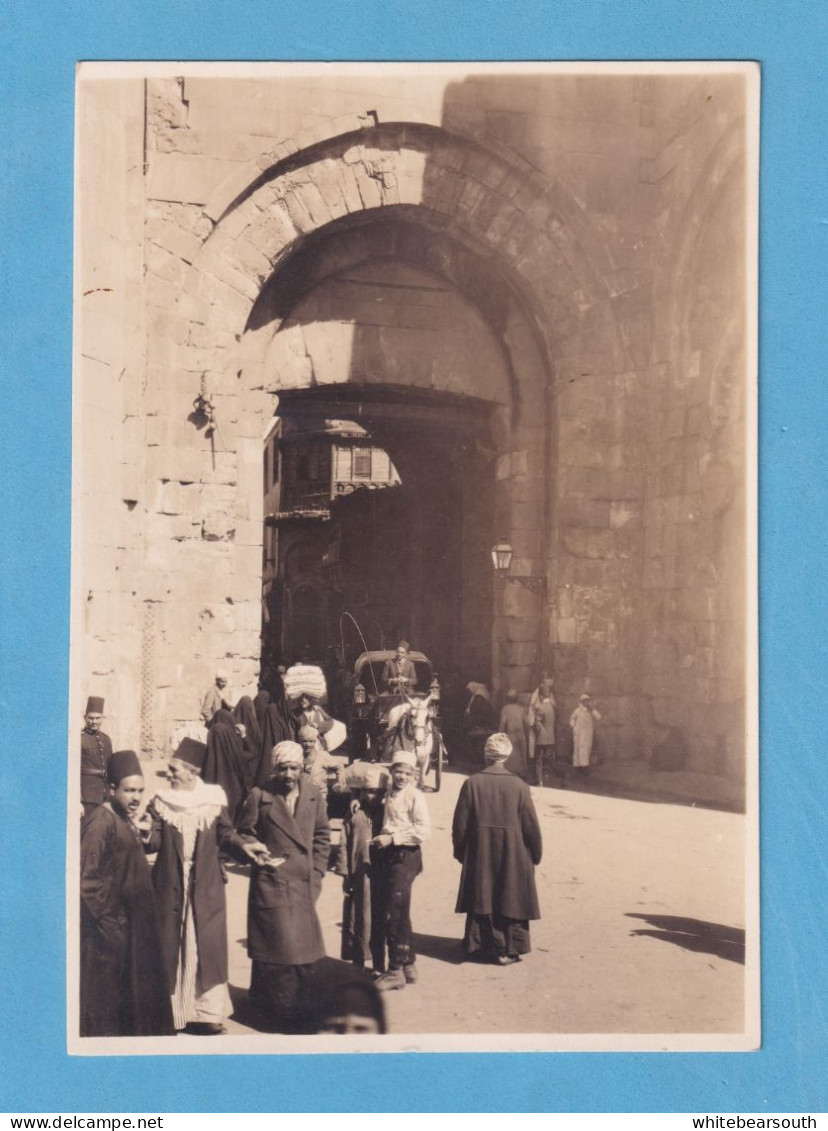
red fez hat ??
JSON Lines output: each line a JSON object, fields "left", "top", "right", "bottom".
{"left": 174, "top": 737, "right": 207, "bottom": 770}
{"left": 106, "top": 750, "right": 143, "bottom": 784}
{"left": 86, "top": 696, "right": 105, "bottom": 714}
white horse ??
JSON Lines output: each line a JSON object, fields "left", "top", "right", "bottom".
{"left": 385, "top": 692, "right": 435, "bottom": 789}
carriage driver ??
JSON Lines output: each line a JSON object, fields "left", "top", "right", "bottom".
{"left": 382, "top": 641, "right": 417, "bottom": 695}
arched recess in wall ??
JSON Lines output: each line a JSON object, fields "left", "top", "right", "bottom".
{"left": 658, "top": 118, "right": 747, "bottom": 381}
{"left": 646, "top": 116, "right": 749, "bottom": 778}
{"left": 656, "top": 118, "right": 748, "bottom": 546}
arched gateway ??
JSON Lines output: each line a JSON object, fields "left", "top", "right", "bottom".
{"left": 78, "top": 72, "right": 750, "bottom": 788}
{"left": 136, "top": 121, "right": 620, "bottom": 751}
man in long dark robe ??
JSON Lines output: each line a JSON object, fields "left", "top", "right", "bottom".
{"left": 225, "top": 740, "right": 330, "bottom": 1033}
{"left": 80, "top": 749, "right": 174, "bottom": 1037}
{"left": 452, "top": 732, "right": 543, "bottom": 965}
{"left": 80, "top": 695, "right": 113, "bottom": 817}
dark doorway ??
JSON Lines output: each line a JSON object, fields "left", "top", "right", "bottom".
{"left": 289, "top": 584, "right": 326, "bottom": 665}
{"left": 262, "top": 385, "right": 496, "bottom": 704}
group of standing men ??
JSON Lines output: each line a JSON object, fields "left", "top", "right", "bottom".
{"left": 78, "top": 669, "right": 549, "bottom": 1039}
{"left": 488, "top": 677, "right": 602, "bottom": 786}
{"left": 80, "top": 692, "right": 367, "bottom": 1038}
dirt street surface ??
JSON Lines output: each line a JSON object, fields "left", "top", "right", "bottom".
{"left": 210, "top": 766, "right": 745, "bottom": 1038}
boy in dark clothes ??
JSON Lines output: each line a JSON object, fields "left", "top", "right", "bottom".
{"left": 336, "top": 763, "right": 389, "bottom": 975}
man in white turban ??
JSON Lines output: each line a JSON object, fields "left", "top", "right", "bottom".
{"left": 298, "top": 724, "right": 338, "bottom": 795}
{"left": 452, "top": 733, "right": 543, "bottom": 965}
{"left": 484, "top": 732, "right": 513, "bottom": 761}
{"left": 200, "top": 668, "right": 235, "bottom": 725}
{"left": 225, "top": 738, "right": 330, "bottom": 1031}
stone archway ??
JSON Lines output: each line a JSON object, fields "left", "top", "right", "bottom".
{"left": 146, "top": 121, "right": 623, "bottom": 732}
{"left": 174, "top": 121, "right": 622, "bottom": 397}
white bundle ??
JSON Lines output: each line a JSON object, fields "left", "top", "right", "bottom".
{"left": 283, "top": 664, "right": 327, "bottom": 702}
{"left": 342, "top": 761, "right": 389, "bottom": 791}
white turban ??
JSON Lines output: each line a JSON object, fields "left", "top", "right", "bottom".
{"left": 484, "top": 732, "right": 513, "bottom": 761}
{"left": 390, "top": 750, "right": 417, "bottom": 769}
{"left": 272, "top": 740, "right": 304, "bottom": 766}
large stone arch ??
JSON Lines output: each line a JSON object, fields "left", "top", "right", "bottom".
{"left": 144, "top": 121, "right": 628, "bottom": 723}
{"left": 173, "top": 122, "right": 623, "bottom": 383}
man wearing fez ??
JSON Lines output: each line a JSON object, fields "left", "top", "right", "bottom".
{"left": 144, "top": 738, "right": 235, "bottom": 1035}
{"left": 80, "top": 750, "right": 174, "bottom": 1037}
{"left": 226, "top": 740, "right": 331, "bottom": 1032}
{"left": 80, "top": 696, "right": 113, "bottom": 817}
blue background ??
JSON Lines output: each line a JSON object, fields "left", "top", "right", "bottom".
{"left": 1, "top": 0, "right": 826, "bottom": 1113}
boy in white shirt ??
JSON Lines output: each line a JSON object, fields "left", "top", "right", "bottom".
{"left": 371, "top": 750, "right": 431, "bottom": 990}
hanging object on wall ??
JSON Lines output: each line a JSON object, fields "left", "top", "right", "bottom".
{"left": 191, "top": 375, "right": 228, "bottom": 470}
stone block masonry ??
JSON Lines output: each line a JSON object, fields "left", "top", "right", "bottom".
{"left": 76, "top": 70, "right": 750, "bottom": 799}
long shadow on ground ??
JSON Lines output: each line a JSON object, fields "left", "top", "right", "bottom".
{"left": 228, "top": 983, "right": 271, "bottom": 1032}
{"left": 412, "top": 931, "right": 466, "bottom": 966}
{"left": 626, "top": 913, "right": 745, "bottom": 964}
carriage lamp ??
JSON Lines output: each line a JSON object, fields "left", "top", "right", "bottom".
{"left": 352, "top": 678, "right": 366, "bottom": 723}
{"left": 491, "top": 538, "right": 547, "bottom": 596}
{"left": 428, "top": 675, "right": 441, "bottom": 718}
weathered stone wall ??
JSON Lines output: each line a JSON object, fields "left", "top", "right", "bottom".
{"left": 76, "top": 69, "right": 749, "bottom": 786}
{"left": 75, "top": 78, "right": 147, "bottom": 749}
{"left": 641, "top": 74, "right": 748, "bottom": 776}
{"left": 439, "top": 74, "right": 657, "bottom": 758}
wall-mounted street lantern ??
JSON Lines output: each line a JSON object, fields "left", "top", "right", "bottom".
{"left": 491, "top": 539, "right": 514, "bottom": 573}
{"left": 491, "top": 539, "right": 547, "bottom": 597}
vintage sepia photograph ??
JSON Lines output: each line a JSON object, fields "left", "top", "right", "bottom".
{"left": 70, "top": 61, "right": 758, "bottom": 1055}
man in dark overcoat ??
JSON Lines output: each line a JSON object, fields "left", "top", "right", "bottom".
{"left": 80, "top": 750, "right": 174, "bottom": 1037}
{"left": 452, "top": 732, "right": 543, "bottom": 965}
{"left": 381, "top": 641, "right": 417, "bottom": 693}
{"left": 226, "top": 740, "right": 331, "bottom": 1032}
{"left": 80, "top": 695, "right": 113, "bottom": 816}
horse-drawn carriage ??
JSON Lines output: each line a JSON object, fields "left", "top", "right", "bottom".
{"left": 349, "top": 650, "right": 445, "bottom": 792}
